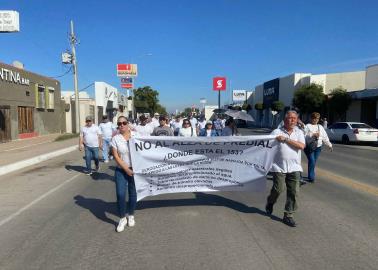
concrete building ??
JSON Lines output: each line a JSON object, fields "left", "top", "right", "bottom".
{"left": 250, "top": 69, "right": 369, "bottom": 127}
{"left": 0, "top": 61, "right": 64, "bottom": 142}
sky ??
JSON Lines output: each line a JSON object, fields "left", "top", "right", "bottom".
{"left": 1, "top": 0, "right": 378, "bottom": 113}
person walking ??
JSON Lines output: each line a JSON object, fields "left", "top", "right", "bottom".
{"left": 199, "top": 121, "right": 218, "bottom": 137}
{"left": 111, "top": 116, "right": 137, "bottom": 232}
{"left": 171, "top": 116, "right": 182, "bottom": 136}
{"left": 79, "top": 116, "right": 102, "bottom": 175}
{"left": 304, "top": 112, "right": 333, "bottom": 183}
{"left": 213, "top": 115, "right": 224, "bottom": 136}
{"left": 151, "top": 116, "right": 174, "bottom": 136}
{"left": 134, "top": 115, "right": 153, "bottom": 136}
{"left": 322, "top": 118, "right": 328, "bottom": 129}
{"left": 265, "top": 111, "right": 305, "bottom": 227}
{"left": 99, "top": 115, "right": 115, "bottom": 163}
{"left": 221, "top": 118, "right": 239, "bottom": 136}
{"left": 179, "top": 119, "right": 197, "bottom": 137}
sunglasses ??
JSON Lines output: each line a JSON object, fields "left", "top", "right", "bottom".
{"left": 85, "top": 120, "right": 92, "bottom": 123}
{"left": 183, "top": 122, "right": 190, "bottom": 124}
{"left": 117, "top": 121, "right": 128, "bottom": 127}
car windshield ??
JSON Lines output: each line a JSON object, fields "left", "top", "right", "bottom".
{"left": 351, "top": 124, "right": 373, "bottom": 129}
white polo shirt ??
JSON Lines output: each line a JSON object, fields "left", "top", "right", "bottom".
{"left": 270, "top": 126, "right": 305, "bottom": 173}
{"left": 80, "top": 125, "right": 101, "bottom": 148}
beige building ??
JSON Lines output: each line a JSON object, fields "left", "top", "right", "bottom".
{"left": 250, "top": 68, "right": 374, "bottom": 127}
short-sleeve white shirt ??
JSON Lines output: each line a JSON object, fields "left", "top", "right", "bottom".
{"left": 270, "top": 127, "right": 305, "bottom": 173}
{"left": 80, "top": 125, "right": 101, "bottom": 147}
{"left": 99, "top": 122, "right": 114, "bottom": 139}
{"left": 135, "top": 124, "right": 153, "bottom": 137}
{"left": 111, "top": 134, "right": 132, "bottom": 167}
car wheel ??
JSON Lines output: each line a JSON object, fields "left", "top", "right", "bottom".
{"left": 342, "top": 135, "right": 350, "bottom": 144}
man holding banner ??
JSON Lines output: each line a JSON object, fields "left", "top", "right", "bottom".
{"left": 266, "top": 111, "right": 305, "bottom": 227}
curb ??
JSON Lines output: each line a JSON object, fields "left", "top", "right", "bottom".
{"left": 0, "top": 145, "right": 78, "bottom": 177}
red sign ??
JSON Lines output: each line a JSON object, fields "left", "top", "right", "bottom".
{"left": 213, "top": 77, "right": 226, "bottom": 91}
{"left": 121, "top": 83, "right": 133, "bottom": 89}
{"left": 117, "top": 64, "right": 138, "bottom": 77}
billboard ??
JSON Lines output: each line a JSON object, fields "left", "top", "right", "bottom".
{"left": 263, "top": 78, "right": 279, "bottom": 108}
{"left": 213, "top": 77, "right": 226, "bottom": 91}
{"left": 121, "top": 83, "right": 133, "bottom": 89}
{"left": 117, "top": 64, "right": 138, "bottom": 77}
{"left": 0, "top": 11, "right": 19, "bottom": 32}
{"left": 232, "top": 90, "right": 247, "bottom": 102}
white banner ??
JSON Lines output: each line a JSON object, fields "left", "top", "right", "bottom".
{"left": 129, "top": 136, "right": 278, "bottom": 201}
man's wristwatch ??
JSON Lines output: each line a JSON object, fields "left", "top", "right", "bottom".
{"left": 284, "top": 137, "right": 289, "bottom": 143}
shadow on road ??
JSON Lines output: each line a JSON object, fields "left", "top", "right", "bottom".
{"left": 74, "top": 195, "right": 118, "bottom": 226}
{"left": 74, "top": 193, "right": 282, "bottom": 226}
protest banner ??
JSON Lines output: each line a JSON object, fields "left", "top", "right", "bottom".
{"left": 129, "top": 135, "right": 278, "bottom": 201}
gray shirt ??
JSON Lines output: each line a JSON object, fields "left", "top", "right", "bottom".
{"left": 152, "top": 126, "right": 174, "bottom": 136}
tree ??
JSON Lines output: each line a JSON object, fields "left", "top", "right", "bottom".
{"left": 133, "top": 86, "right": 166, "bottom": 115}
{"left": 242, "top": 103, "right": 252, "bottom": 112}
{"left": 255, "top": 102, "right": 264, "bottom": 127}
{"left": 270, "top": 101, "right": 285, "bottom": 127}
{"left": 328, "top": 87, "right": 352, "bottom": 121}
{"left": 292, "top": 83, "right": 325, "bottom": 114}
{"left": 270, "top": 101, "right": 285, "bottom": 112}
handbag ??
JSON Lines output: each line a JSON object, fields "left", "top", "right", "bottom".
{"left": 306, "top": 125, "right": 319, "bottom": 152}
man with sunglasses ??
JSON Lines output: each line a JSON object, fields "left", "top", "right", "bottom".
{"left": 79, "top": 116, "right": 102, "bottom": 175}
{"left": 151, "top": 116, "right": 174, "bottom": 136}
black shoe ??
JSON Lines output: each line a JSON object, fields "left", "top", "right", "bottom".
{"left": 300, "top": 179, "right": 307, "bottom": 186}
{"left": 265, "top": 203, "right": 273, "bottom": 215}
{"left": 283, "top": 216, "right": 296, "bottom": 227}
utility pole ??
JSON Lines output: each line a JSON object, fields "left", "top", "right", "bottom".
{"left": 70, "top": 20, "right": 80, "bottom": 133}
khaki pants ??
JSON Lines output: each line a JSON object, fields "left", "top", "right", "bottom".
{"left": 267, "top": 172, "right": 300, "bottom": 217}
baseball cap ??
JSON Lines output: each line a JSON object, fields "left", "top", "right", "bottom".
{"left": 154, "top": 113, "right": 160, "bottom": 116}
{"left": 206, "top": 120, "right": 213, "bottom": 124}
{"left": 85, "top": 116, "right": 93, "bottom": 121}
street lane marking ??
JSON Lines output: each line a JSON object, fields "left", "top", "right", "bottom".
{"left": 317, "top": 168, "right": 378, "bottom": 197}
{"left": 0, "top": 173, "right": 81, "bottom": 228}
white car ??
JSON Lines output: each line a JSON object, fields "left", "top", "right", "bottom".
{"left": 326, "top": 122, "right": 378, "bottom": 144}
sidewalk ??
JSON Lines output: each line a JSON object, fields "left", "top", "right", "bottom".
{"left": 0, "top": 134, "right": 78, "bottom": 176}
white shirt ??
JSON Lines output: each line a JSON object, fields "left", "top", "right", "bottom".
{"left": 198, "top": 120, "right": 206, "bottom": 130}
{"left": 99, "top": 122, "right": 114, "bottom": 139}
{"left": 189, "top": 118, "right": 198, "bottom": 128}
{"left": 171, "top": 120, "right": 182, "bottom": 132}
{"left": 111, "top": 134, "right": 132, "bottom": 167}
{"left": 305, "top": 124, "right": 332, "bottom": 148}
{"left": 135, "top": 124, "right": 153, "bottom": 137}
{"left": 80, "top": 125, "right": 101, "bottom": 147}
{"left": 270, "top": 127, "right": 305, "bottom": 173}
{"left": 151, "top": 118, "right": 160, "bottom": 129}
{"left": 179, "top": 127, "right": 197, "bottom": 137}
{"left": 206, "top": 130, "right": 212, "bottom": 137}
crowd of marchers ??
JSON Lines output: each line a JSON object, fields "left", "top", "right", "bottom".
{"left": 78, "top": 110, "right": 332, "bottom": 231}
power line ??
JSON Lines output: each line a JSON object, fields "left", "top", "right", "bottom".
{"left": 48, "top": 66, "right": 73, "bottom": 79}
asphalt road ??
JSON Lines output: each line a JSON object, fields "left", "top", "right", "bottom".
{"left": 0, "top": 139, "right": 377, "bottom": 270}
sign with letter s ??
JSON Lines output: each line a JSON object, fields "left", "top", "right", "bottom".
{"left": 213, "top": 77, "right": 226, "bottom": 91}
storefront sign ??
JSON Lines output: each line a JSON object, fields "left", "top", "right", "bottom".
{"left": 0, "top": 11, "right": 20, "bottom": 32}
{"left": 232, "top": 90, "right": 247, "bottom": 102}
{"left": 0, "top": 68, "right": 30, "bottom": 85}
{"left": 263, "top": 78, "right": 279, "bottom": 107}
{"left": 117, "top": 64, "right": 138, "bottom": 77}
{"left": 213, "top": 77, "right": 227, "bottom": 91}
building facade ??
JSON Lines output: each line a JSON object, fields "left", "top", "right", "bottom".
{"left": 0, "top": 62, "right": 64, "bottom": 142}
{"left": 250, "top": 69, "right": 374, "bottom": 127}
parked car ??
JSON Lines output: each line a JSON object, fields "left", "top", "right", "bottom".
{"left": 326, "top": 122, "right": 378, "bottom": 144}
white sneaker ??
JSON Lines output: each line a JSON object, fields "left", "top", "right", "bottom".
{"left": 116, "top": 217, "right": 127, "bottom": 232}
{"left": 104, "top": 160, "right": 109, "bottom": 163}
{"left": 128, "top": 215, "right": 135, "bottom": 227}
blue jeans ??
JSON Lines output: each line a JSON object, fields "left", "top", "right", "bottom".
{"left": 102, "top": 138, "right": 111, "bottom": 161}
{"left": 84, "top": 146, "right": 99, "bottom": 172}
{"left": 305, "top": 146, "right": 322, "bottom": 182}
{"left": 115, "top": 167, "right": 137, "bottom": 218}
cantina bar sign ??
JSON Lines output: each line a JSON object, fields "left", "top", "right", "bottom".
{"left": 0, "top": 68, "right": 30, "bottom": 85}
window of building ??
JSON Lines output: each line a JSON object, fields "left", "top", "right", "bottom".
{"left": 47, "top": 87, "right": 55, "bottom": 110}
{"left": 36, "top": 84, "right": 45, "bottom": 109}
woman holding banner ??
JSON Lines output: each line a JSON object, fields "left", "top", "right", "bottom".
{"left": 179, "top": 119, "right": 197, "bottom": 137}
{"left": 111, "top": 116, "right": 137, "bottom": 232}
{"left": 199, "top": 121, "right": 218, "bottom": 137}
